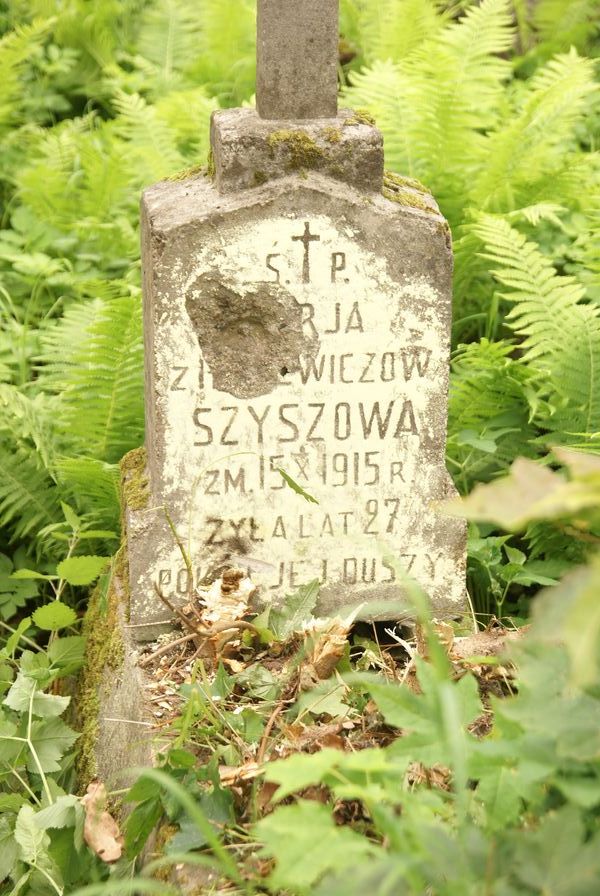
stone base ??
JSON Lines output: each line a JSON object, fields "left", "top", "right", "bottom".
{"left": 211, "top": 107, "right": 384, "bottom": 193}
{"left": 75, "top": 557, "right": 155, "bottom": 790}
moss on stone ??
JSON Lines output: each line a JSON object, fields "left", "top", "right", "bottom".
{"left": 253, "top": 169, "right": 268, "bottom": 185}
{"left": 166, "top": 164, "right": 205, "bottom": 182}
{"left": 120, "top": 447, "right": 149, "bottom": 512}
{"left": 267, "top": 129, "right": 324, "bottom": 172}
{"left": 206, "top": 149, "right": 216, "bottom": 179}
{"left": 384, "top": 169, "right": 430, "bottom": 195}
{"left": 344, "top": 108, "right": 376, "bottom": 127}
{"left": 75, "top": 549, "right": 127, "bottom": 789}
{"left": 382, "top": 170, "right": 438, "bottom": 215}
{"left": 321, "top": 125, "right": 342, "bottom": 144}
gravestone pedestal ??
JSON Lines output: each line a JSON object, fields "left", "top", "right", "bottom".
{"left": 124, "top": 107, "right": 466, "bottom": 640}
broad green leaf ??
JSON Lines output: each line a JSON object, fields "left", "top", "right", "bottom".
{"left": 124, "top": 797, "right": 162, "bottom": 859}
{"left": 530, "top": 556, "right": 600, "bottom": 687}
{"left": 11, "top": 569, "right": 56, "bottom": 580}
{"left": 14, "top": 804, "right": 50, "bottom": 864}
{"left": 4, "top": 674, "right": 70, "bottom": 718}
{"left": 0, "top": 794, "right": 25, "bottom": 813}
{"left": 34, "top": 794, "right": 82, "bottom": 831}
{"left": 4, "top": 617, "right": 32, "bottom": 656}
{"left": 0, "top": 815, "right": 18, "bottom": 881}
{"left": 48, "top": 635, "right": 86, "bottom": 670}
{"left": 32, "top": 600, "right": 77, "bottom": 632}
{"left": 512, "top": 807, "right": 600, "bottom": 894}
{"left": 476, "top": 766, "right": 522, "bottom": 829}
{"left": 56, "top": 555, "right": 110, "bottom": 586}
{"left": 264, "top": 749, "right": 342, "bottom": 801}
{"left": 256, "top": 801, "right": 375, "bottom": 890}
{"left": 270, "top": 580, "right": 320, "bottom": 639}
{"left": 293, "top": 677, "right": 351, "bottom": 720}
{"left": 278, "top": 467, "right": 319, "bottom": 504}
{"left": 27, "top": 717, "right": 79, "bottom": 773}
{"left": 165, "top": 817, "right": 206, "bottom": 853}
{"left": 443, "top": 457, "right": 600, "bottom": 531}
{"left": 60, "top": 502, "right": 81, "bottom": 532}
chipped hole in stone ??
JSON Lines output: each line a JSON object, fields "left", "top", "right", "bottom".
{"left": 280, "top": 366, "right": 289, "bottom": 377}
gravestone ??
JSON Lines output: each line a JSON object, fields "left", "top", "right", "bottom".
{"left": 125, "top": 0, "right": 466, "bottom": 639}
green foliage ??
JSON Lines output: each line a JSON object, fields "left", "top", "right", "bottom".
{"left": 0, "top": 1, "right": 597, "bottom": 891}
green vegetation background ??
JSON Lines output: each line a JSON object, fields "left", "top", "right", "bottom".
{"left": 0, "top": 1, "right": 598, "bottom": 894}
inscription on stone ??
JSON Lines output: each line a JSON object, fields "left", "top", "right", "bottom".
{"left": 129, "top": 186, "right": 466, "bottom": 636}
{"left": 125, "top": 0, "right": 465, "bottom": 638}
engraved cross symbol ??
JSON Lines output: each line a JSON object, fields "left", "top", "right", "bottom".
{"left": 292, "top": 221, "right": 320, "bottom": 284}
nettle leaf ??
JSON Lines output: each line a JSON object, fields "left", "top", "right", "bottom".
{"left": 11, "top": 568, "right": 56, "bottom": 580}
{"left": 60, "top": 502, "right": 81, "bottom": 532}
{"left": 256, "top": 800, "right": 375, "bottom": 891}
{"left": 56, "top": 554, "right": 111, "bottom": 586}
{"left": 32, "top": 600, "right": 77, "bottom": 632}
{"left": 27, "top": 717, "right": 78, "bottom": 774}
{"left": 56, "top": 555, "right": 111, "bottom": 586}
{"left": 270, "top": 580, "right": 320, "bottom": 639}
{"left": 351, "top": 665, "right": 482, "bottom": 766}
{"left": 4, "top": 674, "right": 70, "bottom": 718}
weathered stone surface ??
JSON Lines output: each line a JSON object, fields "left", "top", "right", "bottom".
{"left": 126, "top": 166, "right": 466, "bottom": 640}
{"left": 256, "top": 0, "right": 339, "bottom": 120}
{"left": 211, "top": 108, "right": 384, "bottom": 194}
{"left": 76, "top": 569, "right": 154, "bottom": 788}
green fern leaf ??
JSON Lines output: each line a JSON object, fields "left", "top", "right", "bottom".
{"left": 473, "top": 214, "right": 600, "bottom": 442}
{"left": 39, "top": 292, "right": 144, "bottom": 464}
{"left": 0, "top": 446, "right": 61, "bottom": 543}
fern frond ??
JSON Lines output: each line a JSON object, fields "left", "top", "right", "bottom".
{"left": 55, "top": 456, "right": 120, "bottom": 529}
{"left": 0, "top": 444, "right": 61, "bottom": 543}
{"left": 354, "top": 0, "right": 454, "bottom": 64}
{"left": 38, "top": 292, "right": 144, "bottom": 464}
{"left": 111, "top": 90, "right": 184, "bottom": 184}
{"left": 0, "top": 18, "right": 50, "bottom": 133}
{"left": 470, "top": 50, "right": 598, "bottom": 213}
{"left": 342, "top": 0, "right": 515, "bottom": 224}
{"left": 184, "top": 0, "right": 256, "bottom": 106}
{"left": 154, "top": 87, "right": 216, "bottom": 161}
{"left": 532, "top": 0, "right": 600, "bottom": 57}
{"left": 473, "top": 214, "right": 600, "bottom": 441}
{"left": 0, "top": 385, "right": 57, "bottom": 470}
{"left": 448, "top": 339, "right": 537, "bottom": 489}
{"left": 137, "top": 0, "right": 205, "bottom": 94}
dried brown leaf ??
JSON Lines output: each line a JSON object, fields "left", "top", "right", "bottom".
{"left": 80, "top": 780, "right": 123, "bottom": 863}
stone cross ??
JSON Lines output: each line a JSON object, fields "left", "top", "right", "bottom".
{"left": 124, "top": 0, "right": 467, "bottom": 640}
{"left": 256, "top": 0, "right": 338, "bottom": 120}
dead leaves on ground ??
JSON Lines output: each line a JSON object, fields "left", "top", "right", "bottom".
{"left": 137, "top": 569, "right": 522, "bottom": 828}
